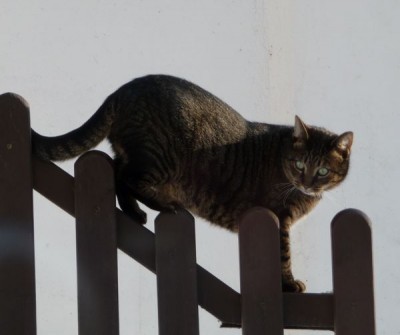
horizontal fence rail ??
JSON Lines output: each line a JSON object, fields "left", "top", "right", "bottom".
{"left": 0, "top": 93, "right": 376, "bottom": 334}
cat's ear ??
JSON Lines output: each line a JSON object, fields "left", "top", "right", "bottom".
{"left": 293, "top": 115, "right": 309, "bottom": 147}
{"left": 332, "top": 131, "right": 353, "bottom": 159}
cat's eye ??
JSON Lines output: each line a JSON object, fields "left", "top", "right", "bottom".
{"left": 294, "top": 160, "right": 305, "bottom": 171}
{"left": 317, "top": 167, "right": 329, "bottom": 176}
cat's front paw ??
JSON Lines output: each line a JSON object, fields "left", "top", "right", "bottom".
{"left": 282, "top": 278, "right": 306, "bottom": 293}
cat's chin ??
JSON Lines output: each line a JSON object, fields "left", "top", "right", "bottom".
{"left": 296, "top": 186, "right": 321, "bottom": 198}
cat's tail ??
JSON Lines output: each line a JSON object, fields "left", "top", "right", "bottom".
{"left": 32, "top": 95, "right": 116, "bottom": 161}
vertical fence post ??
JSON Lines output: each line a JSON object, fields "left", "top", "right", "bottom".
{"left": 155, "top": 210, "right": 199, "bottom": 335}
{"left": 239, "top": 207, "right": 284, "bottom": 335}
{"left": 331, "top": 208, "right": 376, "bottom": 335}
{"left": 0, "top": 93, "right": 37, "bottom": 334}
{"left": 75, "top": 151, "right": 119, "bottom": 335}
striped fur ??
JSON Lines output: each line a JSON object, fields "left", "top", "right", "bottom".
{"left": 33, "top": 75, "right": 353, "bottom": 292}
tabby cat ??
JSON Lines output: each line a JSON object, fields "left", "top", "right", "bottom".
{"left": 32, "top": 75, "right": 353, "bottom": 292}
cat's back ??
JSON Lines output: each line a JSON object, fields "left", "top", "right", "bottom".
{"left": 116, "top": 75, "right": 252, "bottom": 149}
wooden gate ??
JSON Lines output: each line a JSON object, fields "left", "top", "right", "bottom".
{"left": 0, "top": 93, "right": 375, "bottom": 334}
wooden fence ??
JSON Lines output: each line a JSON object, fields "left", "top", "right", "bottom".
{"left": 0, "top": 93, "right": 376, "bottom": 334}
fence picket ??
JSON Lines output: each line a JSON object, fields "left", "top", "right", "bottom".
{"left": 75, "top": 151, "right": 119, "bottom": 335}
{"left": 155, "top": 210, "right": 199, "bottom": 335}
{"left": 239, "top": 208, "right": 284, "bottom": 335}
{"left": 0, "top": 93, "right": 37, "bottom": 334}
{"left": 331, "top": 209, "right": 376, "bottom": 335}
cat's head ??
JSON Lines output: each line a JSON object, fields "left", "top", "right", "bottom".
{"left": 283, "top": 116, "right": 353, "bottom": 197}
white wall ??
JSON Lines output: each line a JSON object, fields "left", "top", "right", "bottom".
{"left": 1, "top": 1, "right": 399, "bottom": 334}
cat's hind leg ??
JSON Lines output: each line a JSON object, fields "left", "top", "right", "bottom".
{"left": 116, "top": 178, "right": 147, "bottom": 224}
{"left": 118, "top": 158, "right": 182, "bottom": 216}
{"left": 128, "top": 178, "right": 182, "bottom": 214}
{"left": 114, "top": 157, "right": 148, "bottom": 224}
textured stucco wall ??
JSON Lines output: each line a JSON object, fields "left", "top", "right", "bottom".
{"left": 1, "top": 1, "right": 399, "bottom": 334}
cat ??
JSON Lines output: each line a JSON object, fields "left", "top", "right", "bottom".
{"left": 32, "top": 74, "right": 353, "bottom": 292}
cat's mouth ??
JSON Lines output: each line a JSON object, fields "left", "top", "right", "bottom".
{"left": 295, "top": 185, "right": 321, "bottom": 198}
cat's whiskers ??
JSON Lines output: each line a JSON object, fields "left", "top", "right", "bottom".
{"left": 284, "top": 187, "right": 297, "bottom": 208}
{"left": 275, "top": 183, "right": 294, "bottom": 199}
{"left": 275, "top": 182, "right": 295, "bottom": 193}
{"left": 276, "top": 183, "right": 297, "bottom": 208}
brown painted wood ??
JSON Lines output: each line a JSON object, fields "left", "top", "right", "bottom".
{"left": 33, "top": 156, "right": 336, "bottom": 330}
{"left": 197, "top": 265, "right": 241, "bottom": 327}
{"left": 75, "top": 151, "right": 119, "bottom": 335}
{"left": 239, "top": 208, "right": 284, "bottom": 335}
{"left": 33, "top": 158, "right": 242, "bottom": 326}
{"left": 283, "top": 293, "right": 333, "bottom": 330}
{"left": 34, "top": 156, "right": 75, "bottom": 216}
{"left": 0, "top": 93, "right": 37, "bottom": 334}
{"left": 155, "top": 210, "right": 199, "bottom": 335}
{"left": 0, "top": 95, "right": 374, "bottom": 333}
{"left": 332, "top": 209, "right": 376, "bottom": 335}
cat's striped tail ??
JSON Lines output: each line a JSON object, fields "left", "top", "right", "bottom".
{"left": 32, "top": 96, "right": 115, "bottom": 161}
